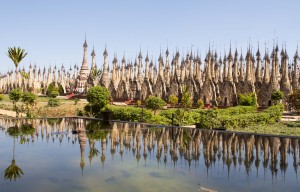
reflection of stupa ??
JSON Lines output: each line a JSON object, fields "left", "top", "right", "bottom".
{"left": 0, "top": 118, "right": 300, "bottom": 182}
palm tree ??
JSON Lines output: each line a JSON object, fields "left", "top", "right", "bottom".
{"left": 4, "top": 135, "right": 24, "bottom": 181}
{"left": 91, "top": 68, "right": 102, "bottom": 81}
{"left": 7, "top": 47, "right": 28, "bottom": 70}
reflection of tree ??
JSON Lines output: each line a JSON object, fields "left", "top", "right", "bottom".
{"left": 4, "top": 128, "right": 24, "bottom": 181}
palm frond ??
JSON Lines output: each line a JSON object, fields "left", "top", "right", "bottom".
{"left": 7, "top": 47, "right": 28, "bottom": 68}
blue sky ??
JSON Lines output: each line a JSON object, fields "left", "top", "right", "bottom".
{"left": 0, "top": 0, "right": 299, "bottom": 73}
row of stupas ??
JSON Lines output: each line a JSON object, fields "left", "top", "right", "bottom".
{"left": 0, "top": 38, "right": 299, "bottom": 107}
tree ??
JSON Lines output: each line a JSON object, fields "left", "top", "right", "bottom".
{"left": 169, "top": 94, "right": 178, "bottom": 107}
{"left": 9, "top": 89, "right": 22, "bottom": 117}
{"left": 5, "top": 126, "right": 23, "bottom": 181}
{"left": 85, "top": 86, "right": 111, "bottom": 117}
{"left": 238, "top": 92, "right": 257, "bottom": 106}
{"left": 91, "top": 68, "right": 102, "bottom": 80}
{"left": 146, "top": 96, "right": 166, "bottom": 114}
{"left": 7, "top": 47, "right": 27, "bottom": 70}
{"left": 271, "top": 90, "right": 284, "bottom": 104}
{"left": 22, "top": 92, "right": 37, "bottom": 117}
{"left": 287, "top": 87, "right": 300, "bottom": 112}
{"left": 87, "top": 86, "right": 110, "bottom": 109}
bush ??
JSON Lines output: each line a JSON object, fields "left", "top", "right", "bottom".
{"left": 160, "top": 109, "right": 200, "bottom": 126}
{"left": 146, "top": 96, "right": 166, "bottom": 114}
{"left": 108, "top": 106, "right": 153, "bottom": 122}
{"left": 196, "top": 99, "right": 204, "bottom": 109}
{"left": 271, "top": 90, "right": 284, "bottom": 102}
{"left": 136, "top": 100, "right": 142, "bottom": 108}
{"left": 238, "top": 92, "right": 257, "bottom": 106}
{"left": 46, "top": 83, "right": 59, "bottom": 96}
{"left": 50, "top": 91, "right": 59, "bottom": 98}
{"left": 9, "top": 89, "right": 22, "bottom": 103}
{"left": 169, "top": 94, "right": 178, "bottom": 107}
{"left": 0, "top": 94, "right": 3, "bottom": 101}
{"left": 48, "top": 98, "right": 60, "bottom": 107}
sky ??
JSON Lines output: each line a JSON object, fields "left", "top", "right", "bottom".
{"left": 0, "top": 0, "right": 299, "bottom": 73}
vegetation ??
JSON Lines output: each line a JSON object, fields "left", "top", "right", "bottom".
{"left": 136, "top": 100, "right": 142, "bottom": 108}
{"left": 238, "top": 92, "right": 257, "bottom": 106}
{"left": 7, "top": 47, "right": 27, "bottom": 69}
{"left": 169, "top": 94, "right": 178, "bottom": 107}
{"left": 271, "top": 90, "right": 284, "bottom": 104}
{"left": 145, "top": 96, "right": 166, "bottom": 114}
{"left": 0, "top": 94, "right": 3, "bottom": 101}
{"left": 287, "top": 86, "right": 300, "bottom": 112}
{"left": 48, "top": 98, "right": 60, "bottom": 107}
{"left": 196, "top": 99, "right": 204, "bottom": 109}
{"left": 85, "top": 86, "right": 110, "bottom": 117}
{"left": 9, "top": 89, "right": 22, "bottom": 118}
{"left": 22, "top": 92, "right": 37, "bottom": 117}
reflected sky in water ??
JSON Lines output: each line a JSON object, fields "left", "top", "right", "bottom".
{"left": 0, "top": 118, "right": 300, "bottom": 192}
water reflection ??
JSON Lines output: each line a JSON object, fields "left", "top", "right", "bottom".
{"left": 0, "top": 118, "right": 300, "bottom": 190}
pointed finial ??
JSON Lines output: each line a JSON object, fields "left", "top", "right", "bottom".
{"left": 91, "top": 46, "right": 96, "bottom": 57}
{"left": 83, "top": 34, "right": 88, "bottom": 48}
{"left": 103, "top": 44, "right": 108, "bottom": 56}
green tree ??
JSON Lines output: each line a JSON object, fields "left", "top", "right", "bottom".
{"left": 146, "top": 96, "right": 166, "bottom": 114}
{"left": 7, "top": 47, "right": 27, "bottom": 70}
{"left": 169, "top": 94, "right": 178, "bottom": 107}
{"left": 9, "top": 89, "right": 22, "bottom": 118}
{"left": 85, "top": 86, "right": 110, "bottom": 117}
{"left": 22, "top": 92, "right": 37, "bottom": 117}
{"left": 271, "top": 90, "right": 284, "bottom": 104}
{"left": 238, "top": 92, "right": 257, "bottom": 106}
{"left": 87, "top": 86, "right": 110, "bottom": 109}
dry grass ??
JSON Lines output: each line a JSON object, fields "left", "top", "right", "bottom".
{"left": 33, "top": 102, "right": 85, "bottom": 117}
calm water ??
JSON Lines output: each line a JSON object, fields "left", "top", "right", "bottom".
{"left": 0, "top": 118, "right": 299, "bottom": 192}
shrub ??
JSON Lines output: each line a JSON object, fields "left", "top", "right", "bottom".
{"left": 136, "top": 100, "right": 142, "bottom": 108}
{"left": 108, "top": 106, "right": 153, "bottom": 122}
{"left": 271, "top": 90, "right": 284, "bottom": 102}
{"left": 238, "top": 92, "right": 257, "bottom": 106}
{"left": 46, "top": 83, "right": 59, "bottom": 96}
{"left": 169, "top": 94, "right": 178, "bottom": 107}
{"left": 48, "top": 98, "right": 60, "bottom": 107}
{"left": 181, "top": 86, "right": 192, "bottom": 109}
{"left": 50, "top": 91, "right": 59, "bottom": 98}
{"left": 146, "top": 96, "right": 166, "bottom": 114}
{"left": 0, "top": 94, "right": 3, "bottom": 101}
{"left": 160, "top": 109, "right": 200, "bottom": 126}
{"left": 196, "top": 99, "right": 204, "bottom": 109}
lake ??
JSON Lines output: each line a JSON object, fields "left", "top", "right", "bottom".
{"left": 0, "top": 118, "right": 299, "bottom": 192}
